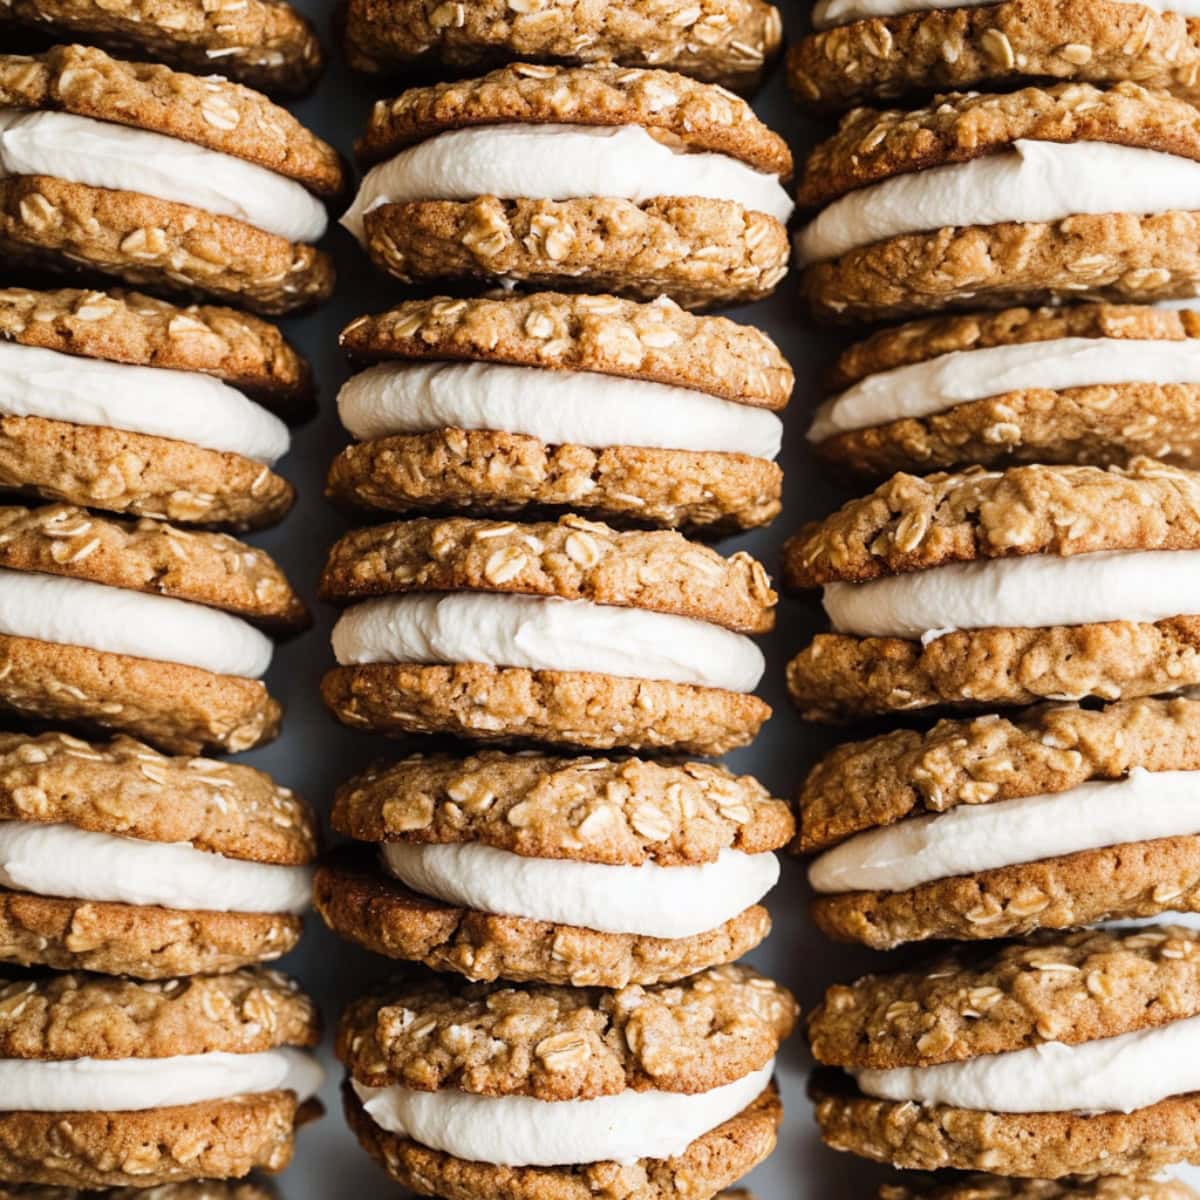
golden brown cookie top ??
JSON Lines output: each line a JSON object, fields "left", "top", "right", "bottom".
{"left": 340, "top": 292, "right": 793, "bottom": 411}
{"left": 0, "top": 503, "right": 308, "bottom": 631}
{"left": 799, "top": 80, "right": 1200, "bottom": 210}
{"left": 356, "top": 61, "right": 794, "bottom": 178}
{"left": 337, "top": 964, "right": 797, "bottom": 1100}
{"left": 0, "top": 968, "right": 319, "bottom": 1060}
{"left": 0, "top": 729, "right": 315, "bottom": 864}
{"left": 333, "top": 750, "right": 792, "bottom": 866}
{"left": 0, "top": 44, "right": 343, "bottom": 195}
{"left": 785, "top": 459, "right": 1200, "bottom": 588}
{"left": 0, "top": 287, "right": 312, "bottom": 413}
{"left": 321, "top": 514, "right": 777, "bottom": 634}
{"left": 808, "top": 925, "right": 1200, "bottom": 1070}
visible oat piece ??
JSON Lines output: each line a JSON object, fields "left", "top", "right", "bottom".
{"left": 344, "top": 1080, "right": 782, "bottom": 1199}
{"left": 789, "top": 0, "right": 1200, "bottom": 111}
{"left": 0, "top": 45, "right": 341, "bottom": 194}
{"left": 322, "top": 663, "right": 770, "bottom": 756}
{"left": 0, "top": 890, "right": 302, "bottom": 978}
{"left": 314, "top": 847, "right": 771, "bottom": 987}
{"left": 784, "top": 459, "right": 1200, "bottom": 589}
{"left": 327, "top": 432, "right": 783, "bottom": 533}
{"left": 340, "top": 0, "right": 782, "bottom": 92}
{"left": 333, "top": 750, "right": 792, "bottom": 867}
{"left": 0, "top": 634, "right": 281, "bottom": 754}
{"left": 800, "top": 697, "right": 1200, "bottom": 853}
{"left": 364, "top": 195, "right": 789, "bottom": 310}
{"left": 0, "top": 0, "right": 322, "bottom": 96}
{"left": 337, "top": 963, "right": 795, "bottom": 1098}
{"left": 320, "top": 514, "right": 776, "bottom": 634}
{"left": 0, "top": 1182, "right": 278, "bottom": 1199}
{"left": 0, "top": 503, "right": 308, "bottom": 630}
{"left": 0, "top": 176, "right": 335, "bottom": 317}
{"left": 879, "top": 1178, "right": 1198, "bottom": 1200}
{"left": 340, "top": 292, "right": 793, "bottom": 411}
{"left": 357, "top": 62, "right": 792, "bottom": 176}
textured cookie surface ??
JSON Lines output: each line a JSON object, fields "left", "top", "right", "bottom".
{"left": 0, "top": 1181, "right": 278, "bottom": 1199}
{"left": 321, "top": 514, "right": 776, "bottom": 633}
{"left": 340, "top": 292, "right": 793, "bottom": 410}
{"left": 323, "top": 663, "right": 770, "bottom": 755}
{"left": 338, "top": 963, "right": 796, "bottom": 1098}
{"left": 344, "top": 1081, "right": 781, "bottom": 1200}
{"left": 341, "top": 0, "right": 782, "bottom": 90}
{"left": 879, "top": 1178, "right": 1200, "bottom": 1200}
{"left": 0, "top": 286, "right": 313, "bottom": 414}
{"left": 334, "top": 749, "right": 792, "bottom": 866}
{"left": 314, "top": 848, "right": 770, "bottom": 987}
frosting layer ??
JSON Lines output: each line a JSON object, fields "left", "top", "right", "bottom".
{"left": 812, "top": 0, "right": 1200, "bottom": 29}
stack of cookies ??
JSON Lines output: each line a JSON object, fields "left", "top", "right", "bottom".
{"left": 785, "top": 4, "right": 1200, "bottom": 1195}
{"left": 318, "top": 14, "right": 798, "bottom": 1197}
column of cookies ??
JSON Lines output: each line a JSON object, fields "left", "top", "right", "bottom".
{"left": 788, "top": 4, "right": 1200, "bottom": 1199}
{"left": 0, "top": 39, "right": 338, "bottom": 1193}
{"left": 316, "top": 8, "right": 800, "bottom": 1197}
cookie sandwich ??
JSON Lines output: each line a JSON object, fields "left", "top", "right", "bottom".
{"left": 801, "top": 695, "right": 1200, "bottom": 948}
{"left": 0, "top": 729, "right": 316, "bottom": 978}
{"left": 786, "top": 459, "right": 1200, "bottom": 721}
{"left": 315, "top": 749, "right": 792, "bottom": 986}
{"left": 0, "top": 286, "right": 304, "bottom": 529}
{"left": 790, "top": 0, "right": 1200, "bottom": 111}
{"left": 0, "top": 45, "right": 341, "bottom": 314}
{"left": 0, "top": 502, "right": 306, "bottom": 752}
{"left": 327, "top": 292, "right": 791, "bottom": 533}
{"left": 809, "top": 303, "right": 1200, "bottom": 476}
{"left": 878, "top": 1179, "right": 1199, "bottom": 1200}
{"left": 339, "top": 0, "right": 782, "bottom": 93}
{"left": 808, "top": 926, "right": 1200, "bottom": 1176}
{"left": 338, "top": 967, "right": 796, "bottom": 1199}
{"left": 1, "top": 0, "right": 322, "bottom": 95}
{"left": 796, "top": 82, "right": 1200, "bottom": 323}
{"left": 319, "top": 515, "right": 774, "bottom": 755}
{"left": 0, "top": 1182, "right": 280, "bottom": 1199}
{"left": 0, "top": 970, "right": 321, "bottom": 1188}
{"left": 340, "top": 63, "right": 793, "bottom": 309}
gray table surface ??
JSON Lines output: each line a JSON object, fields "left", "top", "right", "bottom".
{"left": 244, "top": 3, "right": 930, "bottom": 1194}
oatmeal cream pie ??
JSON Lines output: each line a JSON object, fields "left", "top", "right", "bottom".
{"left": 0, "top": 729, "right": 316, "bottom": 978}
{"left": 808, "top": 925, "right": 1200, "bottom": 1177}
{"left": 800, "top": 695, "right": 1200, "bottom": 949}
{"left": 0, "top": 0, "right": 322, "bottom": 96}
{"left": 785, "top": 458, "right": 1200, "bottom": 722}
{"left": 0, "top": 502, "right": 306, "bottom": 753}
{"left": 0, "top": 44, "right": 342, "bottom": 315}
{"left": 340, "top": 63, "right": 793, "bottom": 310}
{"left": 315, "top": 750, "right": 793, "bottom": 987}
{"left": 876, "top": 1178, "right": 1200, "bottom": 1200}
{"left": 319, "top": 515, "right": 775, "bottom": 755}
{"left": 0, "top": 970, "right": 322, "bottom": 1188}
{"left": 796, "top": 82, "right": 1200, "bottom": 323}
{"left": 338, "top": 966, "right": 796, "bottom": 1200}
{"left": 791, "top": 0, "right": 1200, "bottom": 112}
{"left": 327, "top": 292, "right": 792, "bottom": 533}
{"left": 338, "top": 0, "right": 782, "bottom": 93}
{"left": 0, "top": 1182, "right": 280, "bottom": 1199}
{"left": 0, "top": 286, "right": 304, "bottom": 530}
{"left": 809, "top": 302, "right": 1200, "bottom": 476}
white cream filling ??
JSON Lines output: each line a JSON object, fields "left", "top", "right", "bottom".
{"left": 0, "top": 569, "right": 273, "bottom": 678}
{"left": 0, "top": 1047, "right": 323, "bottom": 1112}
{"left": 812, "top": 0, "right": 1200, "bottom": 30}
{"left": 353, "top": 1058, "right": 773, "bottom": 1167}
{"left": 796, "top": 140, "right": 1200, "bottom": 266}
{"left": 382, "top": 842, "right": 779, "bottom": 938}
{"left": 823, "top": 548, "right": 1200, "bottom": 640}
{"left": 809, "top": 767, "right": 1200, "bottom": 894}
{"left": 856, "top": 1013, "right": 1200, "bottom": 1113}
{"left": 0, "top": 821, "right": 312, "bottom": 914}
{"left": 808, "top": 337, "right": 1200, "bottom": 442}
{"left": 0, "top": 342, "right": 289, "bottom": 465}
{"left": 331, "top": 592, "right": 764, "bottom": 693}
{"left": 338, "top": 361, "right": 783, "bottom": 460}
{"left": 0, "top": 108, "right": 327, "bottom": 243}
{"left": 340, "top": 123, "right": 794, "bottom": 244}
